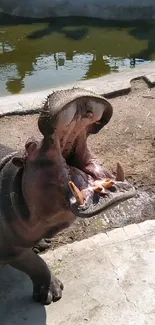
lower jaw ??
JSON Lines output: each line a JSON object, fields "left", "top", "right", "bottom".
{"left": 69, "top": 187, "right": 137, "bottom": 218}
{"left": 67, "top": 169, "right": 136, "bottom": 218}
{"left": 63, "top": 156, "right": 136, "bottom": 217}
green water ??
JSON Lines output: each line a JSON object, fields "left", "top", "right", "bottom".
{"left": 0, "top": 15, "right": 155, "bottom": 96}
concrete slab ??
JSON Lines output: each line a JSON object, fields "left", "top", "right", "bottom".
{"left": 0, "top": 61, "right": 155, "bottom": 116}
{"left": 1, "top": 220, "right": 155, "bottom": 325}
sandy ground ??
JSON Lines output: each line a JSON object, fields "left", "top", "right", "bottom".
{"left": 1, "top": 78, "right": 155, "bottom": 251}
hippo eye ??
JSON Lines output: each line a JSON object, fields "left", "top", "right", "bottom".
{"left": 12, "top": 156, "right": 24, "bottom": 168}
{"left": 85, "top": 111, "right": 93, "bottom": 119}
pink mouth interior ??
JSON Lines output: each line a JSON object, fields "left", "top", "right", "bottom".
{"left": 53, "top": 104, "right": 127, "bottom": 207}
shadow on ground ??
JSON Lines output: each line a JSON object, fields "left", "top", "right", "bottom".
{"left": 0, "top": 266, "right": 46, "bottom": 325}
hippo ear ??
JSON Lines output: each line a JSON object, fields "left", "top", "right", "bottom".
{"left": 12, "top": 156, "right": 25, "bottom": 168}
{"left": 25, "top": 138, "right": 38, "bottom": 155}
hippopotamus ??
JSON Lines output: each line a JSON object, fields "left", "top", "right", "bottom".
{"left": 0, "top": 88, "right": 136, "bottom": 305}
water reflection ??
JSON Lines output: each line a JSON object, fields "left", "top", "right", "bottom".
{"left": 0, "top": 16, "right": 154, "bottom": 96}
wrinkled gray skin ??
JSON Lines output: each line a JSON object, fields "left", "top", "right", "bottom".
{"left": 0, "top": 88, "right": 136, "bottom": 305}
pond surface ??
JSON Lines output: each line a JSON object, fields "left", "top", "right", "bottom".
{"left": 0, "top": 15, "right": 154, "bottom": 96}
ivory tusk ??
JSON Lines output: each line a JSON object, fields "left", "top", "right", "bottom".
{"left": 94, "top": 185, "right": 103, "bottom": 192}
{"left": 116, "top": 162, "right": 125, "bottom": 181}
{"left": 68, "top": 181, "right": 84, "bottom": 206}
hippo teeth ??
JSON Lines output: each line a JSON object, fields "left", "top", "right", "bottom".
{"left": 116, "top": 162, "right": 125, "bottom": 182}
{"left": 101, "top": 179, "right": 114, "bottom": 189}
{"left": 68, "top": 181, "right": 84, "bottom": 206}
{"left": 93, "top": 179, "right": 114, "bottom": 191}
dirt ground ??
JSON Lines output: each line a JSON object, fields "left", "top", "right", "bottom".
{"left": 1, "top": 78, "right": 155, "bottom": 252}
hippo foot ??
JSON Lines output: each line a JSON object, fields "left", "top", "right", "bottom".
{"left": 33, "top": 238, "right": 52, "bottom": 254}
{"left": 33, "top": 275, "right": 64, "bottom": 305}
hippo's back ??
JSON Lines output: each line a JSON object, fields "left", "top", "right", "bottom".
{"left": 0, "top": 144, "right": 15, "bottom": 168}
{"left": 0, "top": 144, "right": 19, "bottom": 263}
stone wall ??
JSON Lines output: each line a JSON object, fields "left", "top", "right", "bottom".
{"left": 0, "top": 0, "right": 155, "bottom": 20}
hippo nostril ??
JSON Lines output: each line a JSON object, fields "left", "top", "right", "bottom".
{"left": 108, "top": 186, "right": 117, "bottom": 193}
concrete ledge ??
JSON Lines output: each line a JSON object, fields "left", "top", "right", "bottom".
{"left": 1, "top": 0, "right": 155, "bottom": 20}
{"left": 0, "top": 62, "right": 155, "bottom": 117}
{"left": 44, "top": 221, "right": 155, "bottom": 262}
{"left": 1, "top": 220, "right": 155, "bottom": 325}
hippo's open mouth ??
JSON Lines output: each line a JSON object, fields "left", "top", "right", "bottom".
{"left": 65, "top": 134, "right": 136, "bottom": 218}
{"left": 67, "top": 162, "right": 136, "bottom": 218}
{"left": 38, "top": 88, "right": 136, "bottom": 218}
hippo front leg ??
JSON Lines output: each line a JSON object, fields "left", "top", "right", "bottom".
{"left": 33, "top": 238, "right": 52, "bottom": 254}
{"left": 10, "top": 249, "right": 63, "bottom": 305}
